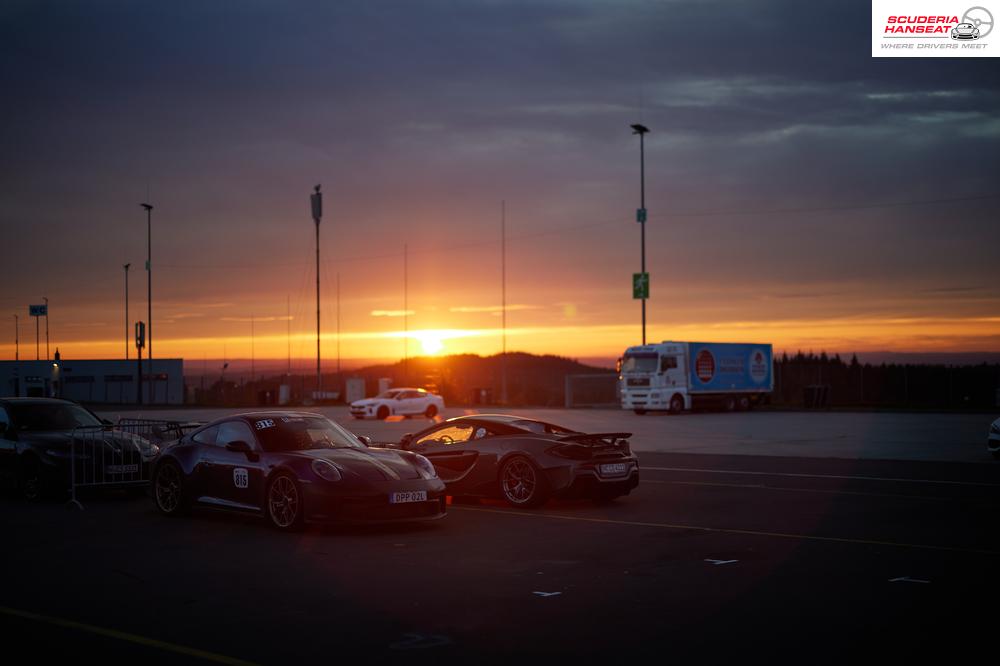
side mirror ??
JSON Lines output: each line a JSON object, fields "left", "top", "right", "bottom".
{"left": 225, "top": 440, "right": 252, "bottom": 453}
{"left": 400, "top": 433, "right": 414, "bottom": 449}
{"left": 357, "top": 435, "right": 371, "bottom": 447}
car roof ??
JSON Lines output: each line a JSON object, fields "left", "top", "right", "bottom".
{"left": 383, "top": 387, "right": 427, "bottom": 392}
{"left": 446, "top": 414, "right": 533, "bottom": 424}
{"left": 0, "top": 397, "right": 77, "bottom": 406}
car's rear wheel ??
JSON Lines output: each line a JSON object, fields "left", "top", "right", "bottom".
{"left": 723, "top": 396, "right": 736, "bottom": 412}
{"left": 376, "top": 405, "right": 390, "bottom": 420}
{"left": 424, "top": 404, "right": 438, "bottom": 418}
{"left": 153, "top": 460, "right": 188, "bottom": 516}
{"left": 266, "top": 473, "right": 304, "bottom": 531}
{"left": 738, "top": 396, "right": 750, "bottom": 411}
{"left": 499, "top": 456, "right": 549, "bottom": 508}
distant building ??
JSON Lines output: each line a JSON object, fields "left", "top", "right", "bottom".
{"left": 0, "top": 358, "right": 184, "bottom": 405}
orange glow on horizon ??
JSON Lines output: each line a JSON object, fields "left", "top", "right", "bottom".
{"left": 2, "top": 315, "right": 998, "bottom": 363}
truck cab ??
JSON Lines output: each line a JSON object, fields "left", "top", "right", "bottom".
{"left": 618, "top": 343, "right": 689, "bottom": 414}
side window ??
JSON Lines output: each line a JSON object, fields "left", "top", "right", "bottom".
{"left": 472, "top": 426, "right": 492, "bottom": 440}
{"left": 415, "top": 424, "right": 474, "bottom": 446}
{"left": 217, "top": 421, "right": 257, "bottom": 449}
{"left": 660, "top": 356, "right": 678, "bottom": 372}
{"left": 0, "top": 406, "right": 10, "bottom": 433}
{"left": 192, "top": 425, "right": 220, "bottom": 445}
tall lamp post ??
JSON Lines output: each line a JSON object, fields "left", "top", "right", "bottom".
{"left": 630, "top": 123, "right": 650, "bottom": 345}
{"left": 140, "top": 202, "right": 153, "bottom": 402}
{"left": 310, "top": 185, "right": 322, "bottom": 399}
{"left": 123, "top": 263, "right": 131, "bottom": 360}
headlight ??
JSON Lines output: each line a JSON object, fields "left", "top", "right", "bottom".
{"left": 413, "top": 454, "right": 437, "bottom": 479}
{"left": 311, "top": 459, "right": 343, "bottom": 482}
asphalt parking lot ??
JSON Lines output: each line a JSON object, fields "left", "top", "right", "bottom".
{"left": 3, "top": 432, "right": 999, "bottom": 664}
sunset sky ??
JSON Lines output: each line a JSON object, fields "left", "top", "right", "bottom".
{"left": 1, "top": 1, "right": 998, "bottom": 367}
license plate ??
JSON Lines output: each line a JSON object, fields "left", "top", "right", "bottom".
{"left": 389, "top": 490, "right": 427, "bottom": 504}
{"left": 599, "top": 463, "right": 629, "bottom": 477}
{"left": 106, "top": 464, "right": 139, "bottom": 474}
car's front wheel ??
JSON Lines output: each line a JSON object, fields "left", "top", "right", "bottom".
{"left": 266, "top": 473, "right": 304, "bottom": 531}
{"left": 499, "top": 456, "right": 549, "bottom": 508}
{"left": 376, "top": 405, "right": 390, "bottom": 420}
{"left": 153, "top": 460, "right": 188, "bottom": 516}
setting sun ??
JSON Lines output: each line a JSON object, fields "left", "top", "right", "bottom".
{"left": 414, "top": 330, "right": 445, "bottom": 355}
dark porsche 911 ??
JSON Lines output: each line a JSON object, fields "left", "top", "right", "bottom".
{"left": 151, "top": 411, "right": 446, "bottom": 530}
{"left": 398, "top": 414, "right": 639, "bottom": 507}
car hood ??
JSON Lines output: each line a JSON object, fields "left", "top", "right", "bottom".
{"left": 17, "top": 429, "right": 157, "bottom": 457}
{"left": 293, "top": 447, "right": 421, "bottom": 481}
{"left": 350, "top": 398, "right": 385, "bottom": 408}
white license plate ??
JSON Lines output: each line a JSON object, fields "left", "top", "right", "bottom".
{"left": 599, "top": 463, "right": 629, "bottom": 477}
{"left": 106, "top": 464, "right": 139, "bottom": 474}
{"left": 389, "top": 490, "right": 427, "bottom": 504}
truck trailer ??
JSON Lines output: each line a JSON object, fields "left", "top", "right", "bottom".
{"left": 618, "top": 341, "right": 773, "bottom": 414}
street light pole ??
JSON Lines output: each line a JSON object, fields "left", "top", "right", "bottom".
{"left": 631, "top": 123, "right": 650, "bottom": 345}
{"left": 43, "top": 296, "right": 49, "bottom": 360}
{"left": 141, "top": 202, "right": 153, "bottom": 402}
{"left": 310, "top": 185, "right": 322, "bottom": 400}
{"left": 123, "top": 263, "right": 130, "bottom": 360}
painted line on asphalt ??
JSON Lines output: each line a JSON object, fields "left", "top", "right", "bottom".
{"left": 642, "top": 479, "right": 980, "bottom": 502}
{"left": 0, "top": 605, "right": 258, "bottom": 665}
{"left": 452, "top": 507, "right": 1000, "bottom": 556}
{"left": 642, "top": 466, "right": 1000, "bottom": 488}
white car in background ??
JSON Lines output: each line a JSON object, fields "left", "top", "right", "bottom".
{"left": 989, "top": 417, "right": 1000, "bottom": 460}
{"left": 350, "top": 388, "right": 445, "bottom": 420}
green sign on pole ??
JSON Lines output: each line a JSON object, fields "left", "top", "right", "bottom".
{"left": 632, "top": 272, "right": 649, "bottom": 299}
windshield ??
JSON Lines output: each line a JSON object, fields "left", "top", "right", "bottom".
{"left": 9, "top": 403, "right": 103, "bottom": 431}
{"left": 376, "top": 390, "right": 403, "bottom": 399}
{"left": 621, "top": 353, "right": 658, "bottom": 373}
{"left": 253, "top": 416, "right": 366, "bottom": 452}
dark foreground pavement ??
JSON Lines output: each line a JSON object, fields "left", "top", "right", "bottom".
{"left": 3, "top": 451, "right": 999, "bottom": 664}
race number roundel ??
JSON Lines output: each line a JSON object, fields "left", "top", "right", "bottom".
{"left": 695, "top": 349, "right": 715, "bottom": 384}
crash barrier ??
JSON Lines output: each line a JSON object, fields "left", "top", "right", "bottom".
{"left": 67, "top": 419, "right": 199, "bottom": 509}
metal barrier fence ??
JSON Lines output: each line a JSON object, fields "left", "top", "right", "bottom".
{"left": 67, "top": 419, "right": 198, "bottom": 509}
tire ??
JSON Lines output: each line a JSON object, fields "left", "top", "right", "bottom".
{"left": 19, "top": 455, "right": 48, "bottom": 502}
{"left": 737, "top": 396, "right": 750, "bottom": 411}
{"left": 424, "top": 404, "right": 438, "bottom": 418}
{"left": 723, "top": 396, "right": 736, "bottom": 412}
{"left": 376, "top": 405, "right": 390, "bottom": 420}
{"left": 991, "top": 449, "right": 1000, "bottom": 461}
{"left": 152, "top": 459, "right": 188, "bottom": 516}
{"left": 633, "top": 409, "right": 646, "bottom": 415}
{"left": 265, "top": 472, "right": 304, "bottom": 531}
{"left": 498, "top": 456, "right": 550, "bottom": 509}
{"left": 669, "top": 395, "right": 684, "bottom": 414}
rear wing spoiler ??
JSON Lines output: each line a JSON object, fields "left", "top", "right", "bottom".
{"left": 556, "top": 432, "right": 632, "bottom": 444}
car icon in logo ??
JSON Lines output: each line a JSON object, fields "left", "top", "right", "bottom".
{"left": 951, "top": 22, "right": 980, "bottom": 39}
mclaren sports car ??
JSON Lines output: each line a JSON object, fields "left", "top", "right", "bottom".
{"left": 398, "top": 414, "right": 639, "bottom": 508}
{"left": 151, "top": 411, "right": 446, "bottom": 530}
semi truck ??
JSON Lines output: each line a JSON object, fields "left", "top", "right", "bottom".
{"left": 618, "top": 341, "right": 773, "bottom": 414}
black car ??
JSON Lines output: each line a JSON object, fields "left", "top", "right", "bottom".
{"left": 398, "top": 414, "right": 639, "bottom": 508}
{"left": 0, "top": 397, "right": 158, "bottom": 500}
{"left": 151, "top": 411, "right": 447, "bottom": 530}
